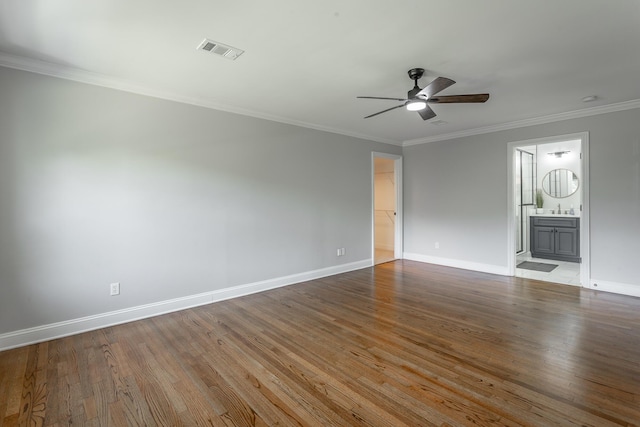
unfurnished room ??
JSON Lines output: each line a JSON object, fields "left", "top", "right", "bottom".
{"left": 1, "top": 1, "right": 639, "bottom": 425}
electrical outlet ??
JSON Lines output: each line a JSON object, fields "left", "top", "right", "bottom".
{"left": 337, "top": 248, "right": 341, "bottom": 256}
{"left": 435, "top": 242, "right": 440, "bottom": 249}
{"left": 110, "top": 282, "right": 120, "bottom": 296}
{"left": 341, "top": 248, "right": 346, "bottom": 256}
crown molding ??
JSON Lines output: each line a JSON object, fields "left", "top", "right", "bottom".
{"left": 402, "top": 99, "right": 640, "bottom": 146}
{"left": 0, "top": 52, "right": 402, "bottom": 147}
{"left": 4, "top": 52, "right": 637, "bottom": 149}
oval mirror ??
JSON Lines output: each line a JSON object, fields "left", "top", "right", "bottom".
{"left": 542, "top": 169, "right": 579, "bottom": 198}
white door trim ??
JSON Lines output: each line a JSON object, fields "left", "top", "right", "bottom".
{"left": 506, "top": 132, "right": 590, "bottom": 287}
{"left": 372, "top": 152, "right": 403, "bottom": 264}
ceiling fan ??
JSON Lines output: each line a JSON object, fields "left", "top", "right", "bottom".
{"left": 357, "top": 68, "right": 489, "bottom": 121}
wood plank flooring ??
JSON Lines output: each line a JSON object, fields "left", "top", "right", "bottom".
{"left": 1, "top": 260, "right": 639, "bottom": 426}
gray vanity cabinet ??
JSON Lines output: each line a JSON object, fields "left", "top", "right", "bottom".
{"left": 530, "top": 217, "right": 580, "bottom": 263}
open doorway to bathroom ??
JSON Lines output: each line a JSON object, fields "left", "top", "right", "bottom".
{"left": 508, "top": 133, "right": 589, "bottom": 287}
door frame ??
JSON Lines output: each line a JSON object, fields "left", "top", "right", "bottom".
{"left": 506, "top": 132, "right": 590, "bottom": 287}
{"left": 372, "top": 152, "right": 403, "bottom": 265}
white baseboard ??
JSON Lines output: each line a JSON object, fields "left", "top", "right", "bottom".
{"left": 588, "top": 278, "right": 640, "bottom": 298}
{"left": 404, "top": 252, "right": 640, "bottom": 299}
{"left": 403, "top": 252, "right": 510, "bottom": 276}
{"left": 0, "top": 259, "right": 372, "bottom": 351}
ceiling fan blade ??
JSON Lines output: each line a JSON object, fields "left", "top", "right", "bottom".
{"left": 357, "top": 96, "right": 408, "bottom": 101}
{"left": 364, "top": 104, "right": 405, "bottom": 119}
{"left": 417, "top": 77, "right": 456, "bottom": 98}
{"left": 417, "top": 105, "right": 437, "bottom": 121}
{"left": 428, "top": 94, "right": 490, "bottom": 103}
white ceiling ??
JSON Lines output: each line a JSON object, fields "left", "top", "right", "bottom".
{"left": 1, "top": 0, "right": 639, "bottom": 145}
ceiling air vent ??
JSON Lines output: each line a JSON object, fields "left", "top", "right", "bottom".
{"left": 197, "top": 38, "right": 244, "bottom": 60}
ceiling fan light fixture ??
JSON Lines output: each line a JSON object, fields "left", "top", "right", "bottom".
{"left": 406, "top": 100, "right": 427, "bottom": 111}
{"left": 357, "top": 70, "right": 489, "bottom": 120}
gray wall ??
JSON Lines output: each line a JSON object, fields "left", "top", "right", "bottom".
{"left": 2, "top": 63, "right": 639, "bottom": 338}
{"left": 0, "top": 67, "right": 400, "bottom": 334}
{"left": 404, "top": 108, "right": 640, "bottom": 290}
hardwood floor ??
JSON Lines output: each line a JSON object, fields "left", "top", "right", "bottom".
{"left": 1, "top": 260, "right": 639, "bottom": 426}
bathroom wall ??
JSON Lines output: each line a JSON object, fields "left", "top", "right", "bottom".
{"left": 536, "top": 139, "right": 582, "bottom": 214}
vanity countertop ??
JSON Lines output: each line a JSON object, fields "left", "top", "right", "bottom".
{"left": 530, "top": 213, "right": 580, "bottom": 218}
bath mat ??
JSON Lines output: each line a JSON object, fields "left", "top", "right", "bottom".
{"left": 517, "top": 261, "right": 558, "bottom": 272}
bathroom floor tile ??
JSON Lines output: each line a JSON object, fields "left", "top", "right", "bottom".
{"left": 516, "top": 253, "right": 580, "bottom": 286}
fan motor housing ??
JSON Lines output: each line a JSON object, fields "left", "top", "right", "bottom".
{"left": 408, "top": 87, "right": 421, "bottom": 99}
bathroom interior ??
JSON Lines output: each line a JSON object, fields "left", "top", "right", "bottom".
{"left": 515, "top": 139, "right": 582, "bottom": 285}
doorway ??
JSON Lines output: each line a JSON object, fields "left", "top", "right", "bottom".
{"left": 507, "top": 133, "right": 590, "bottom": 288}
{"left": 372, "top": 153, "right": 403, "bottom": 265}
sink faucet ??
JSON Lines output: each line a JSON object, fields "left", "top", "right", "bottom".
{"left": 557, "top": 203, "right": 561, "bottom": 214}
